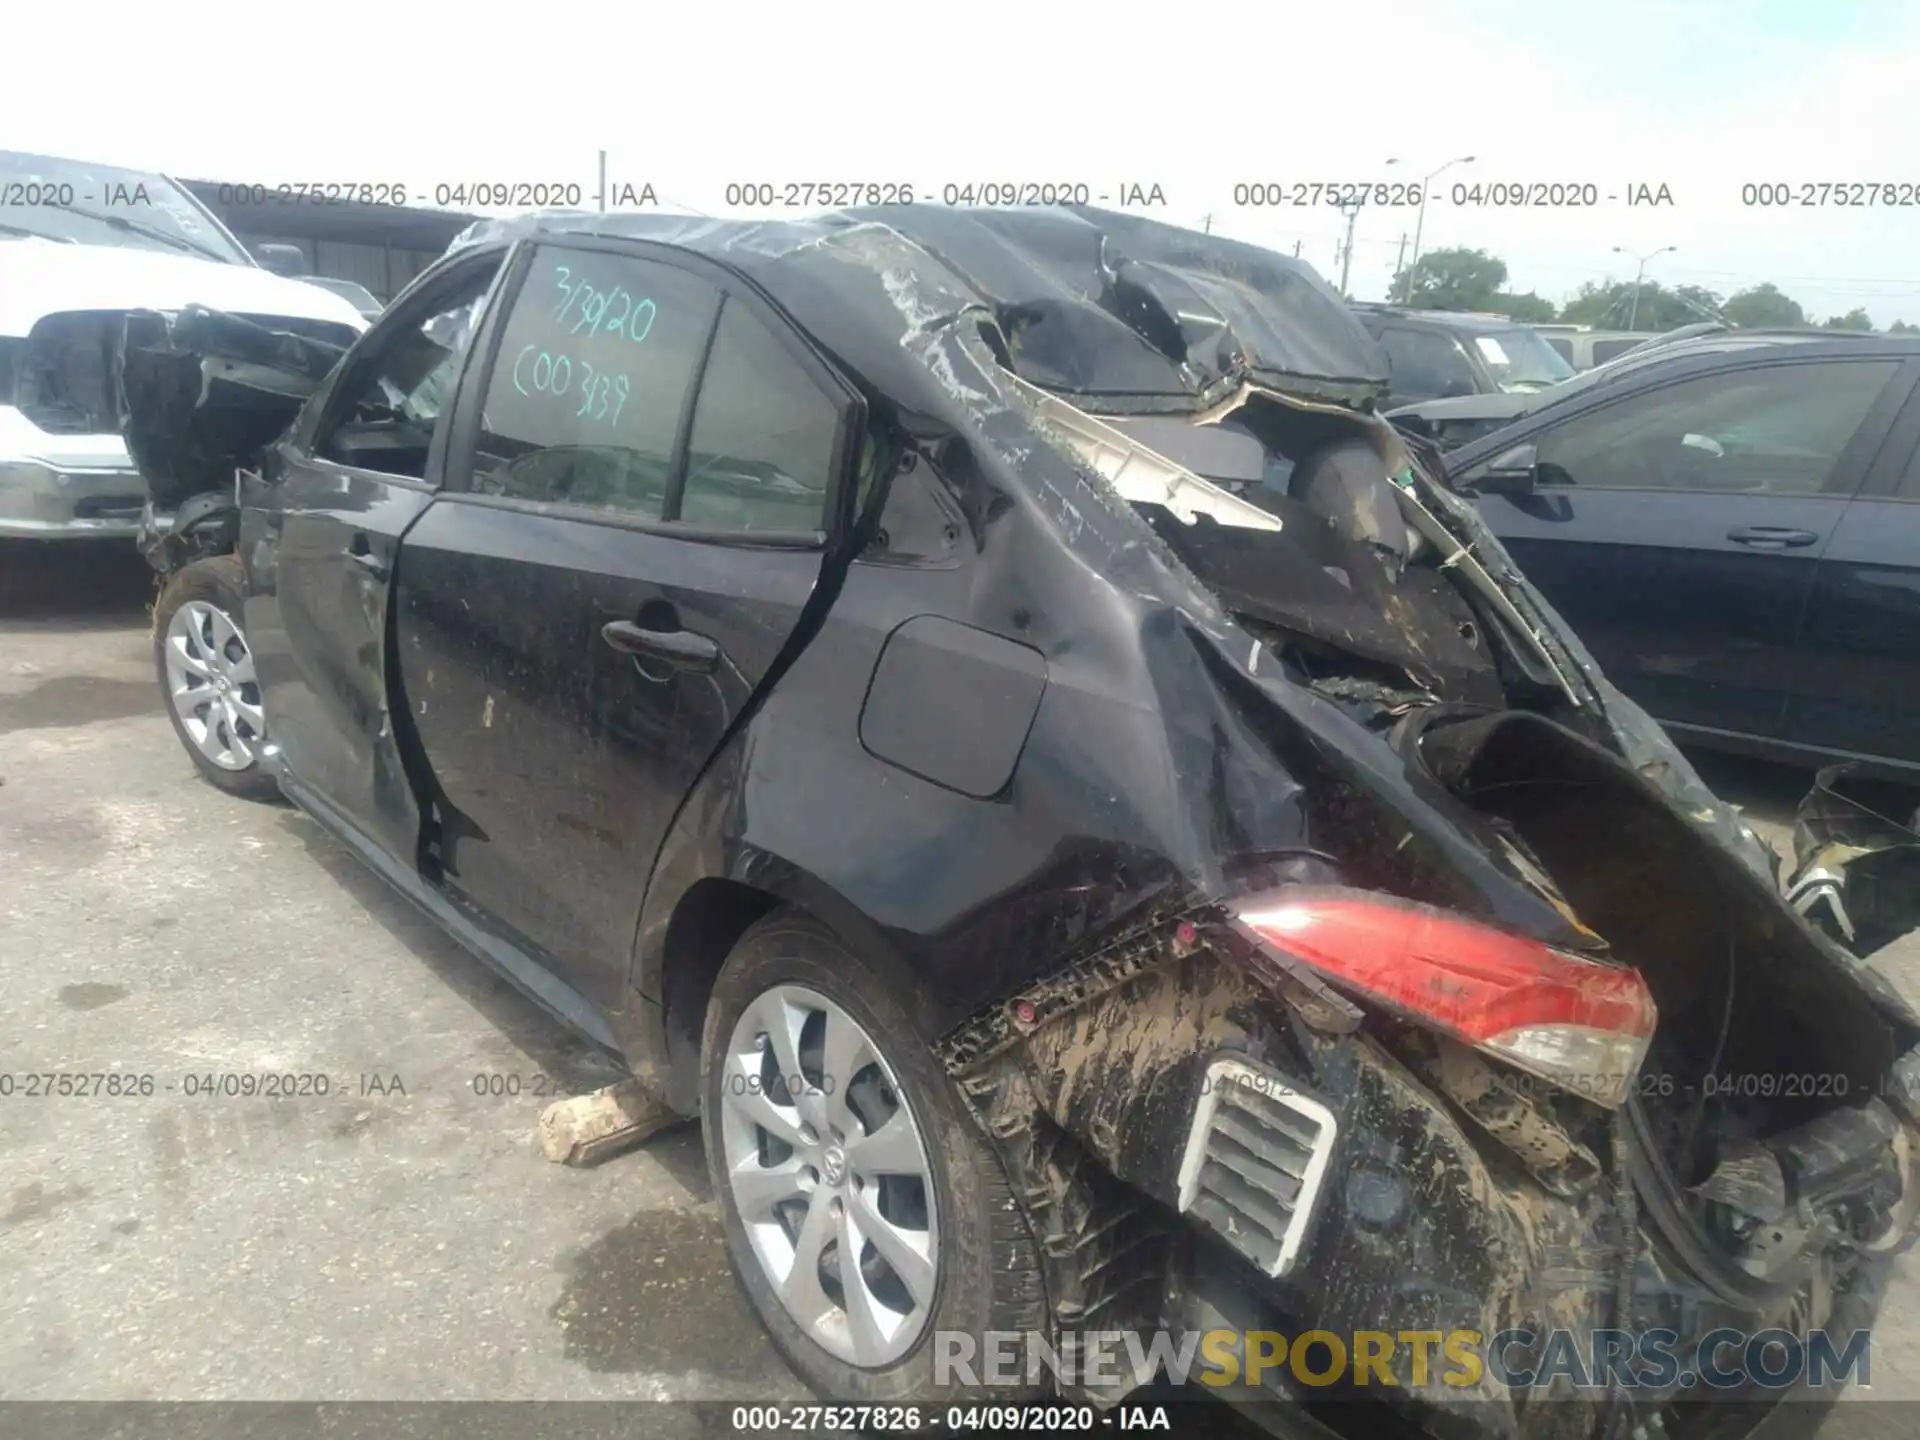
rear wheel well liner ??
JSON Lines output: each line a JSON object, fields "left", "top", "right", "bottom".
{"left": 658, "top": 878, "right": 784, "bottom": 1110}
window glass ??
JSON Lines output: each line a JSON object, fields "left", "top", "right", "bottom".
{"left": 1474, "top": 328, "right": 1573, "bottom": 391}
{"left": 679, "top": 300, "right": 842, "bottom": 531}
{"left": 1899, "top": 438, "right": 1920, "bottom": 500}
{"left": 472, "top": 246, "right": 719, "bottom": 518}
{"left": 315, "top": 258, "right": 501, "bottom": 479}
{"left": 1380, "top": 327, "right": 1477, "bottom": 399}
{"left": 1591, "top": 338, "right": 1642, "bottom": 366}
{"left": 1532, "top": 361, "right": 1897, "bottom": 495}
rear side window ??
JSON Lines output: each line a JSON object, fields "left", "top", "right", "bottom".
{"left": 1591, "top": 338, "right": 1640, "bottom": 366}
{"left": 680, "top": 299, "right": 844, "bottom": 532}
{"left": 472, "top": 246, "right": 719, "bottom": 518}
{"left": 1379, "top": 327, "right": 1477, "bottom": 399}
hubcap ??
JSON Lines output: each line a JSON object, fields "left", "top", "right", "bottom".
{"left": 164, "top": 599, "right": 265, "bottom": 771}
{"left": 719, "top": 984, "right": 939, "bottom": 1368}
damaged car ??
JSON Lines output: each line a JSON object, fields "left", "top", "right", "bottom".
{"left": 0, "top": 148, "right": 365, "bottom": 544}
{"left": 117, "top": 205, "right": 1920, "bottom": 1438}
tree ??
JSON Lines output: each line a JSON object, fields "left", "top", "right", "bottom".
{"left": 1401, "top": 247, "right": 1507, "bottom": 310}
{"left": 1487, "top": 291, "right": 1557, "bottom": 323}
{"left": 1823, "top": 307, "right": 1874, "bottom": 331}
{"left": 1722, "top": 283, "right": 1806, "bottom": 328}
{"left": 1890, "top": 320, "right": 1919, "bottom": 335}
{"left": 1558, "top": 280, "right": 1719, "bottom": 331}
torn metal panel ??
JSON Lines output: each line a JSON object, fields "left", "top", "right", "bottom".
{"left": 1784, "top": 764, "right": 1920, "bottom": 957}
{"left": 115, "top": 303, "right": 349, "bottom": 509}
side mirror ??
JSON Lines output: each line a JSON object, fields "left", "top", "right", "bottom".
{"left": 253, "top": 242, "right": 309, "bottom": 277}
{"left": 1440, "top": 377, "right": 1475, "bottom": 399}
{"left": 1474, "top": 442, "right": 1538, "bottom": 496}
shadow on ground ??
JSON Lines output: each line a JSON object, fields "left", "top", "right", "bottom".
{"left": 0, "top": 540, "right": 156, "bottom": 625}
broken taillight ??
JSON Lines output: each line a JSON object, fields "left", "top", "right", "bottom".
{"left": 1235, "top": 888, "right": 1656, "bottom": 1108}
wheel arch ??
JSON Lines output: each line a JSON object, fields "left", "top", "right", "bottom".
{"left": 637, "top": 852, "right": 936, "bottom": 1117}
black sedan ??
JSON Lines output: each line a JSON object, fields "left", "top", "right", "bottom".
{"left": 117, "top": 206, "right": 1920, "bottom": 1436}
{"left": 1435, "top": 335, "right": 1920, "bottom": 778}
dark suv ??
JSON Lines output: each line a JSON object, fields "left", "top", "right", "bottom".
{"left": 1352, "top": 303, "right": 1575, "bottom": 408}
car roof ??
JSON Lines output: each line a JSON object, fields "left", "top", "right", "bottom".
{"left": 1349, "top": 304, "right": 1535, "bottom": 332}
{"left": 451, "top": 204, "right": 1392, "bottom": 412}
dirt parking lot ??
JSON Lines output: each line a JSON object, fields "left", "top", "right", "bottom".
{"left": 2, "top": 541, "right": 1916, "bottom": 1437}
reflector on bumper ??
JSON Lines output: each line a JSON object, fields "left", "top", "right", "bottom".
{"left": 1175, "top": 1056, "right": 1338, "bottom": 1278}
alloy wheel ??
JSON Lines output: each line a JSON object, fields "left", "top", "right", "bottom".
{"left": 718, "top": 983, "right": 940, "bottom": 1367}
{"left": 164, "top": 600, "right": 266, "bottom": 771}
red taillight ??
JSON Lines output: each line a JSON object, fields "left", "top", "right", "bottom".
{"left": 1235, "top": 888, "right": 1656, "bottom": 1108}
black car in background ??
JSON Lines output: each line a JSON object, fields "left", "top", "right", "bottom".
{"left": 1441, "top": 335, "right": 1920, "bottom": 777}
{"left": 1349, "top": 302, "right": 1575, "bottom": 407}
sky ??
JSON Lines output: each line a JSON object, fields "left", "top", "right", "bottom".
{"left": 11, "top": 0, "right": 1920, "bottom": 324}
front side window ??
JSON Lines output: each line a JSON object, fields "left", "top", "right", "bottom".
{"left": 471, "top": 246, "right": 719, "bottom": 519}
{"left": 314, "top": 257, "right": 502, "bottom": 479}
{"left": 1532, "top": 360, "right": 1899, "bottom": 495}
{"left": 680, "top": 300, "right": 843, "bottom": 532}
{"left": 1380, "top": 327, "right": 1478, "bottom": 399}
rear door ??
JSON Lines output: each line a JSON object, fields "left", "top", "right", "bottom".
{"left": 240, "top": 247, "right": 506, "bottom": 862}
{"left": 1469, "top": 355, "right": 1908, "bottom": 740}
{"left": 393, "top": 238, "right": 864, "bottom": 1011}
{"left": 1784, "top": 364, "right": 1920, "bottom": 769}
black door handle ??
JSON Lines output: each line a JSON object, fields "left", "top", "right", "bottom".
{"left": 1727, "top": 526, "right": 1819, "bottom": 549}
{"left": 601, "top": 620, "right": 720, "bottom": 673}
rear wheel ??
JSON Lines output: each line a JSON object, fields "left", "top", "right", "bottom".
{"left": 701, "top": 912, "right": 1047, "bottom": 1405}
{"left": 153, "top": 556, "right": 279, "bottom": 802}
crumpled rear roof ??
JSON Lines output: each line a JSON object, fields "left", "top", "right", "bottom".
{"left": 450, "top": 204, "right": 1389, "bottom": 413}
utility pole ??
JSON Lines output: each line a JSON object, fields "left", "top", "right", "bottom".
{"left": 597, "top": 149, "right": 608, "bottom": 213}
{"left": 1337, "top": 198, "right": 1364, "bottom": 297}
{"left": 1201, "top": 213, "right": 1213, "bottom": 234}
{"left": 1613, "top": 244, "right": 1676, "bottom": 329}
{"left": 1392, "top": 233, "right": 1409, "bottom": 301}
{"left": 1293, "top": 239, "right": 1302, "bottom": 258}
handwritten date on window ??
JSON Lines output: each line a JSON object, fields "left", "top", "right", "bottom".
{"left": 509, "top": 264, "right": 660, "bottom": 425}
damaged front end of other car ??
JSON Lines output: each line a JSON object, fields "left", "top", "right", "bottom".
{"left": 114, "top": 304, "right": 348, "bottom": 575}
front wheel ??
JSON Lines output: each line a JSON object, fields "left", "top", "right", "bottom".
{"left": 153, "top": 556, "right": 279, "bottom": 801}
{"left": 701, "top": 912, "right": 1048, "bottom": 1405}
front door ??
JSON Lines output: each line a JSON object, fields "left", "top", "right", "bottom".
{"left": 393, "top": 239, "right": 861, "bottom": 1010}
{"left": 240, "top": 248, "right": 506, "bottom": 862}
{"left": 1474, "top": 356, "right": 1906, "bottom": 740}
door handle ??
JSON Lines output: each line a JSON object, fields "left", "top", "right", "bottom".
{"left": 600, "top": 620, "right": 720, "bottom": 673}
{"left": 1726, "top": 526, "right": 1819, "bottom": 549}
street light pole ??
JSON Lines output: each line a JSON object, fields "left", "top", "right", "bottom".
{"left": 1613, "top": 244, "right": 1676, "bottom": 329}
{"left": 1387, "top": 154, "right": 1475, "bottom": 301}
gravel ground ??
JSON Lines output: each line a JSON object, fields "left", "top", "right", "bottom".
{"left": 2, "top": 541, "right": 1915, "bottom": 1438}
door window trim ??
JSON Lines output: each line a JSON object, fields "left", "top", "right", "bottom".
{"left": 1512, "top": 354, "right": 1908, "bottom": 498}
{"left": 440, "top": 232, "right": 867, "bottom": 549}
{"left": 1851, "top": 357, "right": 1920, "bottom": 501}
{"left": 290, "top": 243, "right": 516, "bottom": 493}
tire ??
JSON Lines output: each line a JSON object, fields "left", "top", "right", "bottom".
{"left": 702, "top": 911, "right": 1048, "bottom": 1407}
{"left": 152, "top": 556, "right": 281, "bottom": 802}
